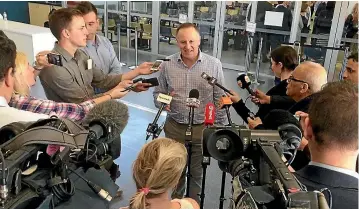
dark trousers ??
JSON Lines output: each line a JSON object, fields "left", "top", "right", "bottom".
{"left": 164, "top": 117, "right": 205, "bottom": 203}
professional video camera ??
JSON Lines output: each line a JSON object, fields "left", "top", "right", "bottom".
{"left": 202, "top": 121, "right": 329, "bottom": 209}
{"left": 0, "top": 100, "right": 128, "bottom": 209}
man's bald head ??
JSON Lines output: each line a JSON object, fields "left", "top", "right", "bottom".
{"left": 296, "top": 61, "right": 327, "bottom": 93}
{"left": 286, "top": 61, "right": 327, "bottom": 101}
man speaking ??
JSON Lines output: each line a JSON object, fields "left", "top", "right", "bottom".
{"left": 153, "top": 23, "right": 227, "bottom": 202}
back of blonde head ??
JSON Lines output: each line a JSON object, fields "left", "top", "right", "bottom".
{"left": 129, "top": 138, "right": 187, "bottom": 209}
{"left": 14, "top": 52, "right": 30, "bottom": 96}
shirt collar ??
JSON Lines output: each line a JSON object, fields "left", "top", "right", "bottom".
{"left": 86, "top": 34, "right": 100, "bottom": 48}
{"left": 54, "top": 42, "right": 81, "bottom": 62}
{"left": 176, "top": 50, "right": 204, "bottom": 63}
{"left": 0, "top": 96, "right": 9, "bottom": 107}
{"left": 309, "top": 161, "right": 359, "bottom": 179}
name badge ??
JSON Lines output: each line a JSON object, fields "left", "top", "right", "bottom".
{"left": 87, "top": 59, "right": 92, "bottom": 70}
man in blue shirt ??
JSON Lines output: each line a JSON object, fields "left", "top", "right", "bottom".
{"left": 76, "top": 2, "right": 122, "bottom": 76}
{"left": 153, "top": 23, "right": 227, "bottom": 202}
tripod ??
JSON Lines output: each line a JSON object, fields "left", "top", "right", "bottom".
{"left": 184, "top": 111, "right": 194, "bottom": 198}
{"left": 145, "top": 121, "right": 165, "bottom": 141}
{"left": 199, "top": 156, "right": 210, "bottom": 209}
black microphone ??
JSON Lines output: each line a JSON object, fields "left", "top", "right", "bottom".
{"left": 201, "top": 72, "right": 233, "bottom": 95}
{"left": 146, "top": 93, "right": 173, "bottom": 140}
{"left": 237, "top": 74, "right": 255, "bottom": 96}
{"left": 82, "top": 100, "right": 129, "bottom": 145}
{"left": 185, "top": 89, "right": 200, "bottom": 142}
{"left": 262, "top": 109, "right": 302, "bottom": 152}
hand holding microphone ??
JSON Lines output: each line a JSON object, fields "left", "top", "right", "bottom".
{"left": 237, "top": 74, "right": 255, "bottom": 96}
{"left": 225, "top": 90, "right": 241, "bottom": 103}
{"left": 201, "top": 72, "right": 233, "bottom": 95}
{"left": 251, "top": 89, "right": 270, "bottom": 105}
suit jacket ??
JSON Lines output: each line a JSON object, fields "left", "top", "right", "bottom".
{"left": 295, "top": 165, "right": 358, "bottom": 209}
{"left": 247, "top": 1, "right": 273, "bottom": 28}
{"left": 269, "top": 5, "right": 292, "bottom": 31}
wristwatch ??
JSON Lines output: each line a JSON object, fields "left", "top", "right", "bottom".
{"left": 33, "top": 61, "right": 43, "bottom": 71}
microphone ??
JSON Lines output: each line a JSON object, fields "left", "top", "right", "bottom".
{"left": 185, "top": 89, "right": 200, "bottom": 197}
{"left": 186, "top": 89, "right": 200, "bottom": 128}
{"left": 262, "top": 109, "right": 302, "bottom": 152}
{"left": 82, "top": 100, "right": 129, "bottom": 145}
{"left": 201, "top": 72, "right": 233, "bottom": 95}
{"left": 237, "top": 74, "right": 255, "bottom": 96}
{"left": 204, "top": 103, "right": 215, "bottom": 127}
{"left": 146, "top": 93, "right": 173, "bottom": 140}
{"left": 218, "top": 96, "right": 233, "bottom": 109}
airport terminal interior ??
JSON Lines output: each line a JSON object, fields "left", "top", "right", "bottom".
{"left": 0, "top": 1, "right": 358, "bottom": 209}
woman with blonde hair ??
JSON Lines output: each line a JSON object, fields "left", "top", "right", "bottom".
{"left": 122, "top": 138, "right": 199, "bottom": 209}
{"left": 9, "top": 51, "right": 130, "bottom": 122}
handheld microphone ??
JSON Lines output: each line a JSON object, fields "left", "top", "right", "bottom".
{"left": 218, "top": 96, "right": 233, "bottom": 109}
{"left": 82, "top": 100, "right": 129, "bottom": 157}
{"left": 237, "top": 74, "right": 255, "bottom": 96}
{"left": 201, "top": 72, "right": 233, "bottom": 95}
{"left": 146, "top": 93, "right": 173, "bottom": 140}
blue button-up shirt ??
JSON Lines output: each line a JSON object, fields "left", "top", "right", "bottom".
{"left": 153, "top": 52, "right": 227, "bottom": 125}
{"left": 82, "top": 35, "right": 122, "bottom": 75}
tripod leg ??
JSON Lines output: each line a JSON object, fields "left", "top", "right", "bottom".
{"left": 185, "top": 142, "right": 192, "bottom": 197}
{"left": 219, "top": 171, "right": 226, "bottom": 209}
{"left": 200, "top": 157, "right": 210, "bottom": 209}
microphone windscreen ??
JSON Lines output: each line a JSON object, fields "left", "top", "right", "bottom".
{"left": 237, "top": 74, "right": 251, "bottom": 89}
{"left": 262, "top": 109, "right": 301, "bottom": 131}
{"left": 204, "top": 103, "right": 215, "bottom": 126}
{"left": 83, "top": 100, "right": 129, "bottom": 141}
{"left": 189, "top": 89, "right": 200, "bottom": 99}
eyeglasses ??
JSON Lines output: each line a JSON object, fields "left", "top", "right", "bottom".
{"left": 287, "top": 75, "right": 310, "bottom": 88}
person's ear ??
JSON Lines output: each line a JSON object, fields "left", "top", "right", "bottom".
{"left": 4, "top": 67, "right": 14, "bottom": 87}
{"left": 62, "top": 29, "right": 70, "bottom": 39}
{"left": 303, "top": 117, "right": 313, "bottom": 143}
{"left": 278, "top": 62, "right": 283, "bottom": 69}
{"left": 300, "top": 83, "right": 310, "bottom": 93}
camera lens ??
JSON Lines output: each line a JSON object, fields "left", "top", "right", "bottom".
{"left": 216, "top": 137, "right": 230, "bottom": 152}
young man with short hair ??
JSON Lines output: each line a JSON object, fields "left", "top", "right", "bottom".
{"left": 39, "top": 8, "right": 153, "bottom": 104}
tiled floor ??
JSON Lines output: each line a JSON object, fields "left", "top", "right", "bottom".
{"left": 30, "top": 49, "right": 276, "bottom": 209}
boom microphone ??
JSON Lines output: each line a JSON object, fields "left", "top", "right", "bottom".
{"left": 201, "top": 72, "right": 233, "bottom": 95}
{"left": 82, "top": 100, "right": 129, "bottom": 144}
{"left": 237, "top": 74, "right": 255, "bottom": 96}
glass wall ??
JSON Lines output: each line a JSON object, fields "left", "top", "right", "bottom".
{"left": 158, "top": 1, "right": 188, "bottom": 55}
{"left": 94, "top": 1, "right": 357, "bottom": 79}
{"left": 220, "top": 1, "right": 249, "bottom": 66}
{"left": 194, "top": 1, "right": 217, "bottom": 56}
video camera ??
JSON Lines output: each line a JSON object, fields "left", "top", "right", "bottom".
{"left": 202, "top": 124, "right": 329, "bottom": 209}
{"left": 0, "top": 117, "right": 118, "bottom": 209}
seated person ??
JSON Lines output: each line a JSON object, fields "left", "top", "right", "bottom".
{"left": 295, "top": 81, "right": 358, "bottom": 209}
{"left": 0, "top": 31, "right": 48, "bottom": 127}
{"left": 227, "top": 46, "right": 298, "bottom": 123}
{"left": 247, "top": 61, "right": 328, "bottom": 129}
{"left": 39, "top": 8, "right": 154, "bottom": 103}
{"left": 121, "top": 138, "right": 199, "bottom": 209}
{"left": 9, "top": 52, "right": 129, "bottom": 122}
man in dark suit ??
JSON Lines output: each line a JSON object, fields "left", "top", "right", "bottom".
{"left": 295, "top": 81, "right": 358, "bottom": 209}
{"left": 247, "top": 1, "right": 273, "bottom": 63}
{"left": 269, "top": 1, "right": 293, "bottom": 51}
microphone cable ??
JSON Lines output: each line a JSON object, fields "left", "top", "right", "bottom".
{"left": 67, "top": 167, "right": 112, "bottom": 202}
{"left": 49, "top": 164, "right": 75, "bottom": 206}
